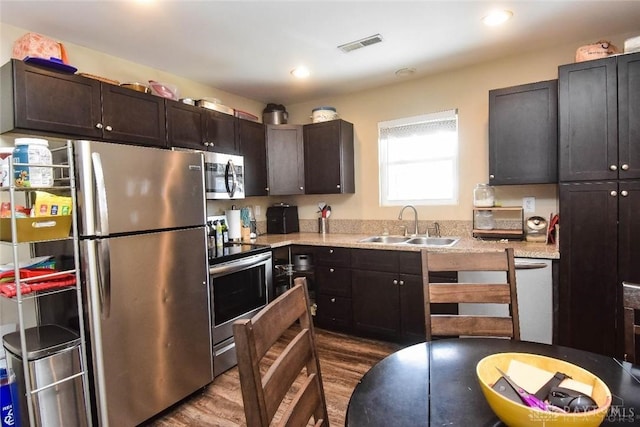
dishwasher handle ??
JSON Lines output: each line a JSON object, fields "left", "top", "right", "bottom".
{"left": 515, "top": 262, "right": 549, "bottom": 270}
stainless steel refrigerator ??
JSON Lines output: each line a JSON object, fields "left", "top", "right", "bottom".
{"left": 73, "top": 140, "right": 213, "bottom": 426}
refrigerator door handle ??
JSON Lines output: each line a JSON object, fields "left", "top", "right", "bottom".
{"left": 97, "top": 238, "right": 112, "bottom": 319}
{"left": 91, "top": 152, "right": 110, "bottom": 236}
{"left": 225, "top": 159, "right": 237, "bottom": 198}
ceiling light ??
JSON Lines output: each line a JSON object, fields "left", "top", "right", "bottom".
{"left": 395, "top": 67, "right": 416, "bottom": 77}
{"left": 482, "top": 10, "right": 513, "bottom": 26}
{"left": 291, "top": 66, "right": 310, "bottom": 79}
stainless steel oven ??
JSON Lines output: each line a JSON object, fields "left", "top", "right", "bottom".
{"left": 204, "top": 152, "right": 245, "bottom": 200}
{"left": 209, "top": 248, "right": 272, "bottom": 376}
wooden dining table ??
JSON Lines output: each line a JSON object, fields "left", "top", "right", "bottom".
{"left": 346, "top": 338, "right": 640, "bottom": 426}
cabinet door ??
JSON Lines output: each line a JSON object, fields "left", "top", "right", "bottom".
{"left": 166, "top": 100, "right": 206, "bottom": 150}
{"left": 489, "top": 80, "right": 558, "bottom": 185}
{"left": 203, "top": 110, "right": 237, "bottom": 153}
{"left": 559, "top": 57, "right": 618, "bottom": 182}
{"left": 617, "top": 52, "right": 640, "bottom": 180}
{"left": 4, "top": 59, "right": 102, "bottom": 137}
{"left": 618, "top": 180, "right": 640, "bottom": 283}
{"left": 352, "top": 269, "right": 400, "bottom": 340}
{"left": 303, "top": 120, "right": 355, "bottom": 194}
{"left": 559, "top": 182, "right": 618, "bottom": 356}
{"left": 399, "top": 273, "right": 425, "bottom": 344}
{"left": 266, "top": 125, "right": 305, "bottom": 195}
{"left": 101, "top": 84, "right": 166, "bottom": 147}
{"left": 238, "top": 119, "right": 267, "bottom": 196}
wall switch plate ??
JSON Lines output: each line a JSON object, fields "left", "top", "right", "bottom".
{"left": 523, "top": 197, "right": 535, "bottom": 213}
{"left": 254, "top": 205, "right": 261, "bottom": 218}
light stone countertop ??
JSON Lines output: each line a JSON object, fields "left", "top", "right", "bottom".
{"left": 252, "top": 232, "right": 560, "bottom": 259}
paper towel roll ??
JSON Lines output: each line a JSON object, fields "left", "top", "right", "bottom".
{"left": 225, "top": 210, "right": 242, "bottom": 241}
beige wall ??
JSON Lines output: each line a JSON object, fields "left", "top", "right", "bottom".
{"left": 1, "top": 21, "right": 635, "bottom": 224}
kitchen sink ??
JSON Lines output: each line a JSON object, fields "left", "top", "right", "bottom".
{"left": 359, "top": 235, "right": 410, "bottom": 244}
{"left": 404, "top": 237, "right": 460, "bottom": 247}
{"left": 358, "top": 235, "right": 459, "bottom": 247}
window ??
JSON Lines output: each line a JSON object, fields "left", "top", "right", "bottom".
{"left": 378, "top": 109, "right": 458, "bottom": 206}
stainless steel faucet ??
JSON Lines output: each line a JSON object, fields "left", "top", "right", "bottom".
{"left": 398, "top": 205, "right": 419, "bottom": 236}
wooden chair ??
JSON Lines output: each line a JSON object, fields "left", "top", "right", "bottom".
{"left": 421, "top": 248, "right": 520, "bottom": 341}
{"left": 622, "top": 281, "right": 640, "bottom": 364}
{"left": 233, "top": 277, "right": 329, "bottom": 427}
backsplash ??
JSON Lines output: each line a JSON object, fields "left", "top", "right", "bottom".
{"left": 255, "top": 219, "right": 475, "bottom": 238}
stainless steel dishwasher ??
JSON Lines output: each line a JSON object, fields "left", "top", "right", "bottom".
{"left": 458, "top": 258, "right": 553, "bottom": 344}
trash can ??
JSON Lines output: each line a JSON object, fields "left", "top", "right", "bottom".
{"left": 2, "top": 325, "right": 88, "bottom": 427}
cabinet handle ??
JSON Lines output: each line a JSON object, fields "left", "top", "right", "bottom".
{"left": 105, "top": 125, "right": 113, "bottom": 132}
{"left": 399, "top": 280, "right": 404, "bottom": 286}
{"left": 393, "top": 279, "right": 398, "bottom": 285}
{"left": 489, "top": 174, "right": 495, "bottom": 179}
{"left": 621, "top": 190, "right": 629, "bottom": 197}
{"left": 95, "top": 123, "right": 103, "bottom": 129}
{"left": 621, "top": 164, "right": 629, "bottom": 171}
{"left": 611, "top": 190, "right": 618, "bottom": 197}
{"left": 329, "top": 249, "right": 334, "bottom": 254}
{"left": 610, "top": 165, "right": 618, "bottom": 171}
{"left": 330, "top": 298, "right": 336, "bottom": 303}
{"left": 299, "top": 186, "right": 304, "bottom": 190}
{"left": 204, "top": 142, "right": 209, "bottom": 146}
{"left": 265, "top": 187, "right": 270, "bottom": 192}
{"left": 336, "top": 184, "right": 341, "bottom": 189}
{"left": 329, "top": 268, "right": 334, "bottom": 273}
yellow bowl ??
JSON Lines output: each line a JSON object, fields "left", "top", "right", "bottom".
{"left": 476, "top": 352, "right": 611, "bottom": 427}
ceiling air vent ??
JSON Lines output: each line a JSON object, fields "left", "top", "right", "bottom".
{"left": 338, "top": 34, "right": 383, "bottom": 53}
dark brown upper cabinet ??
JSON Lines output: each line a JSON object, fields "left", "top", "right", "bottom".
{"left": 488, "top": 80, "right": 558, "bottom": 185}
{"left": 266, "top": 124, "right": 305, "bottom": 195}
{"left": 559, "top": 52, "right": 640, "bottom": 182}
{"left": 1, "top": 59, "right": 166, "bottom": 148}
{"left": 303, "top": 119, "right": 355, "bottom": 194}
{"left": 237, "top": 119, "right": 267, "bottom": 197}
{"left": 166, "top": 99, "right": 237, "bottom": 153}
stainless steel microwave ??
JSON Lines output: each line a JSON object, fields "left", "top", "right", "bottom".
{"left": 204, "top": 152, "right": 245, "bottom": 200}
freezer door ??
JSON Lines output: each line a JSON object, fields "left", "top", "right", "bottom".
{"left": 82, "top": 228, "right": 212, "bottom": 427}
{"left": 74, "top": 140, "right": 206, "bottom": 236}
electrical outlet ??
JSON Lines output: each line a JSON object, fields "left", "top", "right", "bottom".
{"left": 523, "top": 197, "right": 535, "bottom": 213}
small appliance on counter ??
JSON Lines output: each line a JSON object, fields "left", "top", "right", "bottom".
{"left": 266, "top": 204, "right": 299, "bottom": 234}
{"left": 525, "top": 216, "right": 548, "bottom": 242}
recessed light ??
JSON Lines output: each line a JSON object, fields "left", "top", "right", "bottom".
{"left": 395, "top": 67, "right": 416, "bottom": 77}
{"left": 482, "top": 9, "right": 513, "bottom": 26}
{"left": 291, "top": 66, "right": 310, "bottom": 79}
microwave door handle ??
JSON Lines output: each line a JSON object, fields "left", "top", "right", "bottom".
{"left": 96, "top": 239, "right": 112, "bottom": 319}
{"left": 91, "top": 152, "right": 110, "bottom": 236}
{"left": 225, "top": 159, "right": 237, "bottom": 197}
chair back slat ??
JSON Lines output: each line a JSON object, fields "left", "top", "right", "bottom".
{"left": 233, "top": 277, "right": 329, "bottom": 427}
{"left": 622, "top": 281, "right": 640, "bottom": 364}
{"left": 429, "top": 283, "right": 512, "bottom": 304}
{"left": 431, "top": 315, "right": 514, "bottom": 337}
{"left": 422, "top": 248, "right": 520, "bottom": 341}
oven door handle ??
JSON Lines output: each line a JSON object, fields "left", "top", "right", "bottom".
{"left": 209, "top": 252, "right": 271, "bottom": 278}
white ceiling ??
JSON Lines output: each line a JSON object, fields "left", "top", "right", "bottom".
{"left": 1, "top": 1, "right": 639, "bottom": 105}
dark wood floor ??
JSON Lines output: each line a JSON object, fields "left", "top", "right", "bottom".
{"left": 142, "top": 328, "right": 401, "bottom": 426}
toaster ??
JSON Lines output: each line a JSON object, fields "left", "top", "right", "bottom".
{"left": 266, "top": 205, "right": 299, "bottom": 234}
